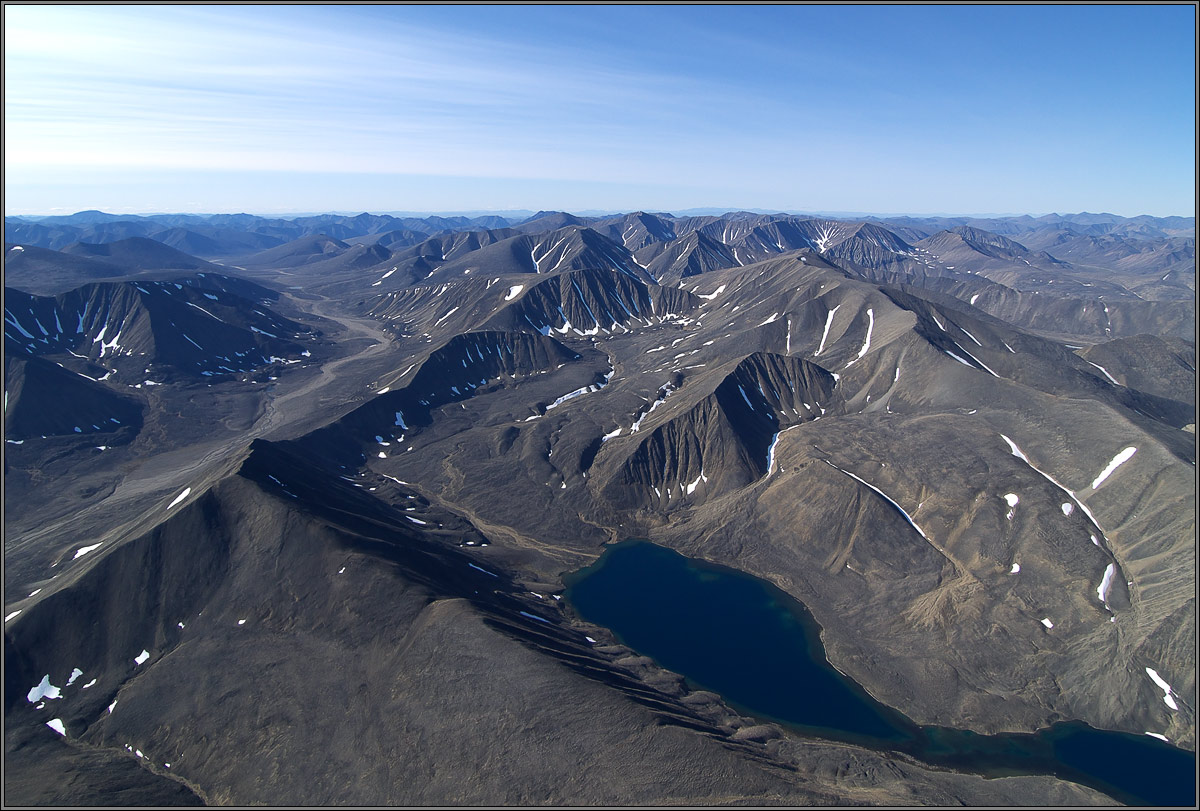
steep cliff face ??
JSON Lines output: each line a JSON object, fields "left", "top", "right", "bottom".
{"left": 4, "top": 277, "right": 311, "bottom": 379}
{"left": 484, "top": 266, "right": 700, "bottom": 336}
{"left": 418, "top": 225, "right": 656, "bottom": 286}
{"left": 635, "top": 231, "right": 739, "bottom": 284}
{"left": 296, "top": 329, "right": 587, "bottom": 468}
{"left": 3, "top": 354, "right": 144, "bottom": 441}
{"left": 604, "top": 353, "right": 841, "bottom": 510}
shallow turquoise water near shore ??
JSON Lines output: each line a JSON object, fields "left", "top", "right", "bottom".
{"left": 563, "top": 540, "right": 1196, "bottom": 806}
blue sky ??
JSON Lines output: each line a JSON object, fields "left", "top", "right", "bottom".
{"left": 4, "top": 4, "right": 1195, "bottom": 217}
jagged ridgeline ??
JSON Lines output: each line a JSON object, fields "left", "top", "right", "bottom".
{"left": 3, "top": 275, "right": 313, "bottom": 380}
{"left": 484, "top": 267, "right": 701, "bottom": 336}
{"left": 602, "top": 353, "right": 841, "bottom": 510}
{"left": 296, "top": 330, "right": 587, "bottom": 466}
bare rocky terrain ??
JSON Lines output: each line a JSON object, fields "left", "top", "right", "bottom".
{"left": 4, "top": 209, "right": 1194, "bottom": 805}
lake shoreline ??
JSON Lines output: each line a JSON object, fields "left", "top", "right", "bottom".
{"left": 564, "top": 539, "right": 1197, "bottom": 807}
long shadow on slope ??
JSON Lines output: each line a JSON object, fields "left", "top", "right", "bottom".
{"left": 295, "top": 329, "right": 587, "bottom": 468}
{"left": 237, "top": 439, "right": 773, "bottom": 752}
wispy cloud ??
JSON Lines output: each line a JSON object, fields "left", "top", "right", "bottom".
{"left": 5, "top": 5, "right": 1194, "bottom": 215}
{"left": 5, "top": 5, "right": 763, "bottom": 182}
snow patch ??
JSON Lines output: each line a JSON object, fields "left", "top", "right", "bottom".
{"left": 825, "top": 461, "right": 928, "bottom": 539}
{"left": 765, "top": 432, "right": 781, "bottom": 476}
{"left": 1097, "top": 563, "right": 1115, "bottom": 604}
{"left": 1145, "top": 668, "right": 1179, "bottom": 711}
{"left": 1091, "top": 447, "right": 1136, "bottom": 490}
{"left": 167, "top": 488, "right": 191, "bottom": 510}
{"left": 959, "top": 326, "right": 982, "bottom": 346}
{"left": 815, "top": 305, "right": 840, "bottom": 356}
{"left": 1084, "top": 360, "right": 1120, "bottom": 386}
{"left": 28, "top": 675, "right": 62, "bottom": 702}
{"left": 844, "top": 309, "right": 874, "bottom": 367}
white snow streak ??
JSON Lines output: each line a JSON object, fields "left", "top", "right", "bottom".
{"left": 824, "top": 461, "right": 928, "bottom": 540}
{"left": 432, "top": 306, "right": 460, "bottom": 327}
{"left": 999, "top": 434, "right": 1106, "bottom": 543}
{"left": 1145, "top": 668, "right": 1179, "bottom": 711}
{"left": 1090, "top": 447, "right": 1136, "bottom": 490}
{"left": 1097, "top": 563, "right": 1115, "bottom": 604}
{"left": 815, "top": 305, "right": 840, "bottom": 356}
{"left": 844, "top": 309, "right": 874, "bottom": 367}
{"left": 167, "top": 488, "right": 191, "bottom": 510}
{"left": 765, "top": 432, "right": 781, "bottom": 476}
{"left": 504, "top": 284, "right": 524, "bottom": 301}
{"left": 944, "top": 349, "right": 975, "bottom": 368}
{"left": 73, "top": 542, "right": 103, "bottom": 560}
{"left": 1085, "top": 360, "right": 1120, "bottom": 385}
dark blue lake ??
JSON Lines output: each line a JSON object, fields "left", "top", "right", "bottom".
{"left": 563, "top": 540, "right": 1196, "bottom": 807}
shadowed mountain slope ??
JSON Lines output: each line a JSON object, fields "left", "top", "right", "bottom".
{"left": 4, "top": 276, "right": 314, "bottom": 381}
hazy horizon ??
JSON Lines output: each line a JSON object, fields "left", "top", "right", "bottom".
{"left": 8, "top": 206, "right": 1193, "bottom": 223}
